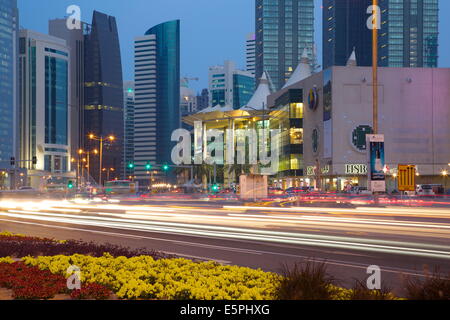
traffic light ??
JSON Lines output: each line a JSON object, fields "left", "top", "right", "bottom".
{"left": 163, "top": 164, "right": 169, "bottom": 171}
{"left": 127, "top": 163, "right": 134, "bottom": 169}
{"left": 67, "top": 180, "right": 74, "bottom": 189}
{"left": 32, "top": 156, "right": 37, "bottom": 165}
{"left": 212, "top": 184, "right": 219, "bottom": 192}
{"left": 145, "top": 163, "right": 152, "bottom": 170}
{"left": 10, "top": 157, "right": 15, "bottom": 166}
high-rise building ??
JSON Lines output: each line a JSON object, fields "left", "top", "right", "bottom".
{"left": 49, "top": 18, "right": 86, "bottom": 161}
{"left": 246, "top": 33, "right": 256, "bottom": 77}
{"left": 322, "top": 0, "right": 373, "bottom": 69}
{"left": 84, "top": 11, "right": 124, "bottom": 183}
{"left": 123, "top": 81, "right": 134, "bottom": 179}
{"left": 18, "top": 30, "right": 72, "bottom": 188}
{"left": 208, "top": 60, "right": 255, "bottom": 110}
{"left": 0, "top": 0, "right": 19, "bottom": 189}
{"left": 255, "top": 0, "right": 315, "bottom": 91}
{"left": 133, "top": 20, "right": 180, "bottom": 184}
{"left": 379, "top": 0, "right": 439, "bottom": 68}
{"left": 196, "top": 88, "right": 209, "bottom": 112}
{"left": 323, "top": 0, "right": 439, "bottom": 69}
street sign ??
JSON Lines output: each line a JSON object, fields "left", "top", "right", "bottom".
{"left": 398, "top": 165, "right": 416, "bottom": 192}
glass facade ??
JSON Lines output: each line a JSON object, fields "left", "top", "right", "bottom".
{"left": 45, "top": 56, "right": 68, "bottom": 145}
{"left": 0, "top": 0, "right": 17, "bottom": 167}
{"left": 233, "top": 74, "right": 255, "bottom": 110}
{"left": 84, "top": 11, "right": 124, "bottom": 181}
{"left": 211, "top": 89, "right": 225, "bottom": 107}
{"left": 323, "top": 0, "right": 373, "bottom": 69}
{"left": 256, "top": 0, "right": 315, "bottom": 90}
{"left": 379, "top": 0, "right": 439, "bottom": 68}
{"left": 145, "top": 20, "right": 180, "bottom": 168}
{"left": 324, "top": 0, "right": 439, "bottom": 68}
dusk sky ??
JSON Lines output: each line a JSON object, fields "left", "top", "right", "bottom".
{"left": 18, "top": 0, "right": 450, "bottom": 93}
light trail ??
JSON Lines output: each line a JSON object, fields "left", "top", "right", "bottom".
{"left": 1, "top": 208, "right": 450, "bottom": 260}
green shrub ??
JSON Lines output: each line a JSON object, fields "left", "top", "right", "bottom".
{"left": 276, "top": 261, "right": 335, "bottom": 300}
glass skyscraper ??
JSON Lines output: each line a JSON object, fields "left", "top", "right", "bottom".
{"left": 323, "top": 0, "right": 439, "bottom": 69}
{"left": 0, "top": 0, "right": 18, "bottom": 172}
{"left": 19, "top": 30, "right": 71, "bottom": 187}
{"left": 255, "top": 0, "right": 315, "bottom": 90}
{"left": 133, "top": 20, "right": 180, "bottom": 184}
{"left": 379, "top": 0, "right": 439, "bottom": 68}
{"left": 84, "top": 11, "right": 124, "bottom": 183}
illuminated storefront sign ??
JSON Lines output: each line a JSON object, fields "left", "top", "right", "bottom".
{"left": 345, "top": 164, "right": 367, "bottom": 175}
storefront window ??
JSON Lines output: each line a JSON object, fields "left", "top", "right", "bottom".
{"left": 290, "top": 128, "right": 303, "bottom": 144}
{"left": 289, "top": 102, "right": 303, "bottom": 119}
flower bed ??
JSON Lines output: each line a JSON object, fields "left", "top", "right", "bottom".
{"left": 0, "top": 231, "right": 172, "bottom": 260}
{"left": 23, "top": 254, "right": 279, "bottom": 300}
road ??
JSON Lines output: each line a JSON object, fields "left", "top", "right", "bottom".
{"left": 1, "top": 197, "right": 449, "bottom": 295}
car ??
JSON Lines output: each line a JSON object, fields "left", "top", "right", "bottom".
{"left": 350, "top": 186, "right": 372, "bottom": 195}
{"left": 17, "top": 186, "right": 35, "bottom": 191}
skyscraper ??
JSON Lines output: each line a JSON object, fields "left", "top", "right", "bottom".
{"left": 246, "top": 33, "right": 256, "bottom": 77}
{"left": 133, "top": 20, "right": 180, "bottom": 184}
{"left": 208, "top": 60, "right": 255, "bottom": 110}
{"left": 255, "top": 0, "right": 315, "bottom": 91}
{"left": 84, "top": 11, "right": 124, "bottom": 183}
{"left": 123, "top": 81, "right": 134, "bottom": 179}
{"left": 49, "top": 18, "right": 85, "bottom": 161}
{"left": 323, "top": 0, "right": 439, "bottom": 69}
{"left": 322, "top": 0, "right": 373, "bottom": 69}
{"left": 19, "top": 30, "right": 72, "bottom": 188}
{"left": 379, "top": 0, "right": 439, "bottom": 68}
{"left": 196, "top": 89, "right": 209, "bottom": 112}
{"left": 0, "top": 0, "right": 19, "bottom": 188}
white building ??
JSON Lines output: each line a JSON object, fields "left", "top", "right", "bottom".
{"left": 246, "top": 33, "right": 255, "bottom": 77}
{"left": 208, "top": 60, "right": 255, "bottom": 110}
{"left": 180, "top": 78, "right": 197, "bottom": 115}
{"left": 18, "top": 30, "right": 73, "bottom": 189}
{"left": 269, "top": 65, "right": 450, "bottom": 192}
{"left": 133, "top": 34, "right": 157, "bottom": 180}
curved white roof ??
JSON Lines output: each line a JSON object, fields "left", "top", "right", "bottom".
{"left": 240, "top": 72, "right": 271, "bottom": 111}
{"left": 346, "top": 48, "right": 357, "bottom": 66}
{"left": 282, "top": 48, "right": 312, "bottom": 89}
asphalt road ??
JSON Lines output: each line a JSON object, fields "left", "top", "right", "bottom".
{"left": 1, "top": 198, "right": 449, "bottom": 296}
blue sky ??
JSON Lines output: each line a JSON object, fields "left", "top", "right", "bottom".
{"left": 18, "top": 0, "right": 449, "bottom": 93}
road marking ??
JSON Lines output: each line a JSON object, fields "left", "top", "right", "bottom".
{"left": 0, "top": 217, "right": 433, "bottom": 278}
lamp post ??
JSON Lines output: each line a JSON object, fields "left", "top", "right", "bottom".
{"left": 89, "top": 134, "right": 115, "bottom": 186}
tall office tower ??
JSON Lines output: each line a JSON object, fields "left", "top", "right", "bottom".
{"left": 133, "top": 20, "right": 180, "bottom": 184}
{"left": 246, "top": 33, "right": 256, "bottom": 77}
{"left": 208, "top": 60, "right": 255, "bottom": 109}
{"left": 0, "top": 0, "right": 19, "bottom": 189}
{"left": 323, "top": 0, "right": 439, "bottom": 69}
{"left": 49, "top": 18, "right": 85, "bottom": 163}
{"left": 123, "top": 81, "right": 135, "bottom": 179}
{"left": 255, "top": 0, "right": 315, "bottom": 91}
{"left": 196, "top": 88, "right": 209, "bottom": 111}
{"left": 322, "top": 0, "right": 373, "bottom": 69}
{"left": 84, "top": 11, "right": 124, "bottom": 183}
{"left": 379, "top": 0, "right": 439, "bottom": 68}
{"left": 18, "top": 30, "right": 72, "bottom": 188}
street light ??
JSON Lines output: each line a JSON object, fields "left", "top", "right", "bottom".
{"left": 89, "top": 134, "right": 116, "bottom": 186}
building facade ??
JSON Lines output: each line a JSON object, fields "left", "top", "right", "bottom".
{"left": 255, "top": 0, "right": 315, "bottom": 90}
{"left": 123, "top": 81, "right": 134, "bottom": 179}
{"left": 49, "top": 18, "right": 85, "bottom": 162}
{"left": 323, "top": 0, "right": 439, "bottom": 69}
{"left": 133, "top": 20, "right": 180, "bottom": 184}
{"left": 0, "top": 0, "right": 19, "bottom": 189}
{"left": 84, "top": 11, "right": 124, "bottom": 184}
{"left": 208, "top": 60, "right": 255, "bottom": 110}
{"left": 196, "top": 88, "right": 209, "bottom": 112}
{"left": 18, "top": 30, "right": 73, "bottom": 189}
{"left": 246, "top": 33, "right": 256, "bottom": 77}
{"left": 269, "top": 66, "right": 450, "bottom": 192}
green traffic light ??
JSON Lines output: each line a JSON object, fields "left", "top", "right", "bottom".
{"left": 145, "top": 163, "right": 152, "bottom": 170}
{"left": 163, "top": 165, "right": 169, "bottom": 171}
{"left": 67, "top": 181, "right": 74, "bottom": 189}
{"left": 128, "top": 163, "right": 134, "bottom": 169}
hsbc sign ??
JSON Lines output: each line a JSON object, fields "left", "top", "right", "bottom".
{"left": 345, "top": 164, "right": 367, "bottom": 175}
